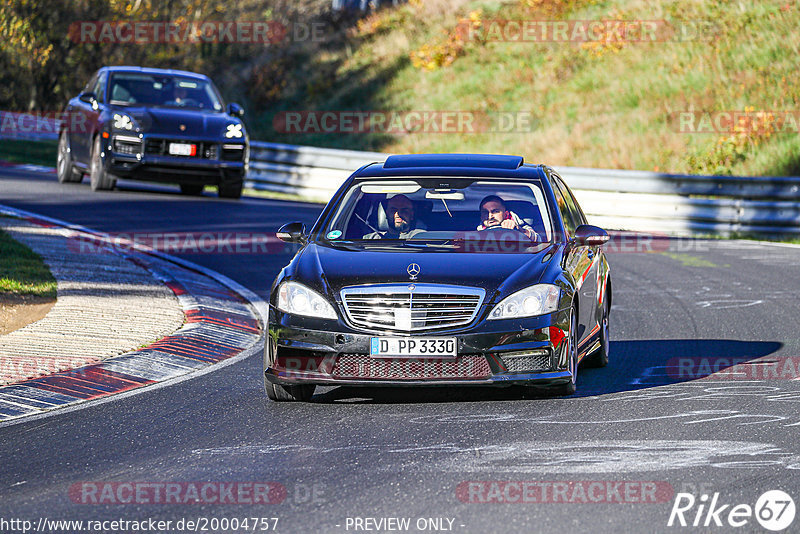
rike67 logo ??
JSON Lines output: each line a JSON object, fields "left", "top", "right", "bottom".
{"left": 668, "top": 490, "right": 795, "bottom": 531}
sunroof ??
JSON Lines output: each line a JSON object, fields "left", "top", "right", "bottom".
{"left": 383, "top": 154, "right": 524, "bottom": 170}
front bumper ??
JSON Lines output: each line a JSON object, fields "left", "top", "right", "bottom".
{"left": 265, "top": 307, "right": 572, "bottom": 387}
{"left": 104, "top": 134, "right": 248, "bottom": 184}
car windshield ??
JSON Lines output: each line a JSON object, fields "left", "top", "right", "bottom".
{"left": 322, "top": 178, "right": 553, "bottom": 249}
{"left": 108, "top": 73, "right": 223, "bottom": 111}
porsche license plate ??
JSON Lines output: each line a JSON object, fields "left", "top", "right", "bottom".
{"left": 168, "top": 142, "right": 196, "bottom": 156}
{"left": 370, "top": 337, "right": 457, "bottom": 358}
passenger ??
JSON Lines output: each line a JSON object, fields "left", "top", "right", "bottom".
{"left": 477, "top": 195, "right": 539, "bottom": 240}
{"left": 363, "top": 194, "right": 427, "bottom": 239}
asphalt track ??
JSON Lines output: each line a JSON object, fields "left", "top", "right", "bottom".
{"left": 2, "top": 167, "right": 800, "bottom": 533}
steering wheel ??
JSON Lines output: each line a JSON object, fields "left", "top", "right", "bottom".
{"left": 480, "top": 224, "right": 539, "bottom": 242}
{"left": 481, "top": 224, "right": 523, "bottom": 233}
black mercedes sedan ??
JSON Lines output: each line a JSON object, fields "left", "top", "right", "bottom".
{"left": 265, "top": 154, "right": 611, "bottom": 401}
{"left": 57, "top": 66, "right": 249, "bottom": 198}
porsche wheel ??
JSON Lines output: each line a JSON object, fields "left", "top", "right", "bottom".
{"left": 57, "top": 130, "right": 82, "bottom": 183}
{"left": 180, "top": 184, "right": 205, "bottom": 196}
{"left": 90, "top": 136, "right": 115, "bottom": 191}
{"left": 218, "top": 180, "right": 243, "bottom": 199}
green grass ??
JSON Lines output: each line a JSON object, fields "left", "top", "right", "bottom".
{"left": 0, "top": 139, "right": 57, "bottom": 168}
{"left": 246, "top": 0, "right": 800, "bottom": 176}
{"left": 0, "top": 226, "right": 57, "bottom": 299}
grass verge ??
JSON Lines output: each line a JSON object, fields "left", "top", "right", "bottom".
{"left": 0, "top": 226, "right": 57, "bottom": 299}
{"left": 0, "top": 139, "right": 57, "bottom": 168}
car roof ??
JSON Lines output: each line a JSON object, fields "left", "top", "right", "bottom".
{"left": 99, "top": 66, "right": 210, "bottom": 81}
{"left": 352, "top": 154, "right": 549, "bottom": 181}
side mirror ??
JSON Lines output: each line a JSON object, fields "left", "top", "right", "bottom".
{"left": 227, "top": 102, "right": 244, "bottom": 118}
{"left": 574, "top": 224, "right": 609, "bottom": 246}
{"left": 276, "top": 222, "right": 306, "bottom": 244}
{"left": 78, "top": 92, "right": 97, "bottom": 105}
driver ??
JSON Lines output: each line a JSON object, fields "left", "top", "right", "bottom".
{"left": 165, "top": 85, "right": 189, "bottom": 106}
{"left": 477, "top": 195, "right": 539, "bottom": 240}
{"left": 363, "top": 194, "right": 427, "bottom": 239}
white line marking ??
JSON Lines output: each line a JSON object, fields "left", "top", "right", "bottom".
{"left": 0, "top": 203, "right": 267, "bottom": 428}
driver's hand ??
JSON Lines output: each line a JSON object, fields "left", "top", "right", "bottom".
{"left": 500, "top": 219, "right": 518, "bottom": 230}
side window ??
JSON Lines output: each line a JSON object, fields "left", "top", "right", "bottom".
{"left": 83, "top": 74, "right": 98, "bottom": 95}
{"left": 556, "top": 177, "right": 587, "bottom": 227}
{"left": 92, "top": 73, "right": 107, "bottom": 102}
{"left": 551, "top": 178, "right": 577, "bottom": 238}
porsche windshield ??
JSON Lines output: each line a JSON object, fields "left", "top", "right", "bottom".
{"left": 323, "top": 179, "right": 553, "bottom": 244}
{"left": 108, "top": 74, "right": 223, "bottom": 111}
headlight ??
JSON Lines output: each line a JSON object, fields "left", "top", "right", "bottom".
{"left": 225, "top": 123, "right": 243, "bottom": 138}
{"left": 113, "top": 113, "right": 134, "bottom": 130}
{"left": 277, "top": 281, "right": 337, "bottom": 320}
{"left": 488, "top": 284, "right": 560, "bottom": 320}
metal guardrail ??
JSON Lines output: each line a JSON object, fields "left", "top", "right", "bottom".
{"left": 246, "top": 140, "right": 800, "bottom": 236}
{"left": 0, "top": 111, "right": 59, "bottom": 142}
{"left": 7, "top": 115, "right": 796, "bottom": 235}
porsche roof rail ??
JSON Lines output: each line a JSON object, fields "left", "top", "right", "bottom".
{"left": 382, "top": 154, "right": 524, "bottom": 170}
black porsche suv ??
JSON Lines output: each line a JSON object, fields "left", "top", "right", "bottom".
{"left": 57, "top": 66, "right": 249, "bottom": 198}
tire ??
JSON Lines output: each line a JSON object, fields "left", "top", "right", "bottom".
{"left": 218, "top": 174, "right": 243, "bottom": 199}
{"left": 264, "top": 379, "right": 315, "bottom": 402}
{"left": 585, "top": 297, "right": 610, "bottom": 368}
{"left": 90, "top": 136, "right": 115, "bottom": 191}
{"left": 180, "top": 184, "right": 205, "bottom": 195}
{"left": 550, "top": 306, "right": 578, "bottom": 396}
{"left": 56, "top": 130, "right": 82, "bottom": 183}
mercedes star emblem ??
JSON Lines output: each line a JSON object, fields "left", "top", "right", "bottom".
{"left": 407, "top": 263, "right": 420, "bottom": 280}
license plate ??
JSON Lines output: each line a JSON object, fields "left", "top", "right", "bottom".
{"left": 168, "top": 142, "right": 196, "bottom": 156}
{"left": 370, "top": 337, "right": 457, "bottom": 358}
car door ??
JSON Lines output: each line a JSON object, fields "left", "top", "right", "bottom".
{"left": 555, "top": 175, "right": 600, "bottom": 348}
{"left": 72, "top": 72, "right": 106, "bottom": 163}
{"left": 67, "top": 73, "right": 96, "bottom": 164}
{"left": 550, "top": 174, "right": 595, "bottom": 347}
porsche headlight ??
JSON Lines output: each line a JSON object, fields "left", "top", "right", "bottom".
{"left": 225, "top": 123, "right": 243, "bottom": 138}
{"left": 113, "top": 113, "right": 134, "bottom": 130}
{"left": 277, "top": 281, "right": 337, "bottom": 320}
{"left": 488, "top": 284, "right": 560, "bottom": 320}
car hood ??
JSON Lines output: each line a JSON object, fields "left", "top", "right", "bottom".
{"left": 290, "top": 242, "right": 557, "bottom": 304}
{"left": 117, "top": 106, "right": 238, "bottom": 137}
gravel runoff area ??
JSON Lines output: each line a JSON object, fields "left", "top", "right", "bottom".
{"left": 0, "top": 217, "right": 185, "bottom": 385}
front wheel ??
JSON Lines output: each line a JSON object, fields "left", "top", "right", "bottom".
{"left": 218, "top": 173, "right": 243, "bottom": 199}
{"left": 90, "top": 136, "right": 115, "bottom": 191}
{"left": 180, "top": 184, "right": 205, "bottom": 195}
{"left": 57, "top": 130, "right": 82, "bottom": 183}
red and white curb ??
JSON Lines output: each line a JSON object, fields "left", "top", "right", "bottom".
{"left": 0, "top": 204, "right": 267, "bottom": 426}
